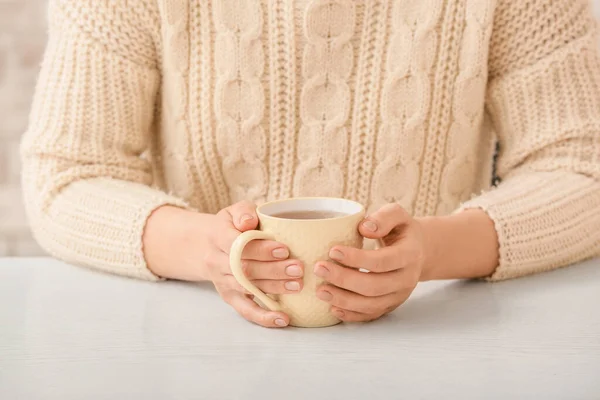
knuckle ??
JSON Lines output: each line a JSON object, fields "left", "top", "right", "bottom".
{"left": 239, "top": 199, "right": 255, "bottom": 207}
{"left": 204, "top": 252, "right": 221, "bottom": 274}
{"left": 362, "top": 283, "right": 381, "bottom": 297}
{"left": 355, "top": 312, "right": 372, "bottom": 322}
{"left": 399, "top": 277, "right": 413, "bottom": 291}
{"left": 384, "top": 252, "right": 398, "bottom": 270}
{"left": 241, "top": 261, "right": 252, "bottom": 278}
{"left": 389, "top": 203, "right": 404, "bottom": 213}
{"left": 333, "top": 292, "right": 349, "bottom": 309}
{"left": 257, "top": 241, "right": 272, "bottom": 255}
{"left": 232, "top": 281, "right": 247, "bottom": 293}
{"left": 256, "top": 280, "right": 279, "bottom": 295}
{"left": 328, "top": 265, "right": 344, "bottom": 285}
{"left": 379, "top": 202, "right": 403, "bottom": 218}
{"left": 359, "top": 303, "right": 376, "bottom": 315}
{"left": 202, "top": 252, "right": 213, "bottom": 270}
{"left": 343, "top": 249, "right": 360, "bottom": 268}
{"left": 359, "top": 299, "right": 384, "bottom": 315}
{"left": 260, "top": 313, "right": 274, "bottom": 327}
{"left": 375, "top": 299, "right": 392, "bottom": 315}
{"left": 387, "top": 277, "right": 401, "bottom": 294}
{"left": 366, "top": 313, "right": 384, "bottom": 322}
{"left": 385, "top": 304, "right": 398, "bottom": 314}
{"left": 220, "top": 290, "right": 235, "bottom": 304}
{"left": 368, "top": 253, "right": 385, "bottom": 272}
{"left": 245, "top": 241, "right": 269, "bottom": 260}
{"left": 237, "top": 200, "right": 256, "bottom": 212}
{"left": 236, "top": 302, "right": 253, "bottom": 320}
{"left": 240, "top": 308, "right": 254, "bottom": 321}
{"left": 356, "top": 314, "right": 372, "bottom": 322}
{"left": 389, "top": 203, "right": 409, "bottom": 221}
{"left": 220, "top": 276, "right": 244, "bottom": 293}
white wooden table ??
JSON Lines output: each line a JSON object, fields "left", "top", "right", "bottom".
{"left": 1, "top": 257, "right": 599, "bottom": 399}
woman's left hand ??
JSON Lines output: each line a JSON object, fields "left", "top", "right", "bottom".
{"left": 314, "top": 203, "right": 427, "bottom": 322}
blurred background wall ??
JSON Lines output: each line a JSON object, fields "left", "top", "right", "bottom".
{"left": 1, "top": 1, "right": 600, "bottom": 256}
{"left": 0, "top": 1, "right": 48, "bottom": 256}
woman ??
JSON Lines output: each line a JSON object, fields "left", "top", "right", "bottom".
{"left": 22, "top": 0, "right": 600, "bottom": 328}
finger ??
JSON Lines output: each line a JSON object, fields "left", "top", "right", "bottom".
{"left": 316, "top": 284, "right": 396, "bottom": 315}
{"left": 314, "top": 260, "right": 399, "bottom": 296}
{"left": 214, "top": 225, "right": 290, "bottom": 261}
{"left": 330, "top": 307, "right": 383, "bottom": 323}
{"left": 225, "top": 200, "right": 259, "bottom": 232}
{"left": 213, "top": 252, "right": 296, "bottom": 282}
{"left": 359, "top": 203, "right": 411, "bottom": 239}
{"left": 221, "top": 275, "right": 251, "bottom": 294}
{"left": 328, "top": 244, "right": 404, "bottom": 273}
{"left": 214, "top": 200, "right": 262, "bottom": 253}
{"left": 243, "top": 259, "right": 304, "bottom": 280}
{"left": 254, "top": 279, "right": 304, "bottom": 294}
{"left": 242, "top": 240, "right": 290, "bottom": 261}
{"left": 224, "top": 291, "right": 290, "bottom": 328}
{"left": 222, "top": 275, "right": 303, "bottom": 295}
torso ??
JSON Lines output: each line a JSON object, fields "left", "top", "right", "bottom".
{"left": 151, "top": 0, "right": 498, "bottom": 215}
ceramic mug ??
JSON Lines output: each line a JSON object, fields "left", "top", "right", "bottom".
{"left": 229, "top": 197, "right": 365, "bottom": 328}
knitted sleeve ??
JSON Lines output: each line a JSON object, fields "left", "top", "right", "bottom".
{"left": 20, "top": 0, "right": 189, "bottom": 280}
{"left": 460, "top": 0, "right": 600, "bottom": 280}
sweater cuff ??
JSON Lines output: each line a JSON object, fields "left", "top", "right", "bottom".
{"left": 458, "top": 171, "right": 600, "bottom": 281}
{"left": 32, "top": 178, "right": 191, "bottom": 281}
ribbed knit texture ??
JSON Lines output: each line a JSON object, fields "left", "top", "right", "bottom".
{"left": 21, "top": 0, "right": 600, "bottom": 281}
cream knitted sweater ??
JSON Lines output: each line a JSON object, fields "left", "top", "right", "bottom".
{"left": 22, "top": 0, "right": 600, "bottom": 281}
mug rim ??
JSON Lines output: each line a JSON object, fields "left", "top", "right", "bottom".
{"left": 257, "top": 197, "right": 365, "bottom": 222}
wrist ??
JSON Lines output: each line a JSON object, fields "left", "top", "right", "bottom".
{"left": 417, "top": 216, "right": 445, "bottom": 281}
{"left": 143, "top": 205, "right": 213, "bottom": 281}
{"left": 416, "top": 210, "right": 499, "bottom": 281}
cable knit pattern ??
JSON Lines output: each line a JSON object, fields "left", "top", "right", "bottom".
{"left": 213, "top": 0, "right": 268, "bottom": 204}
{"left": 294, "top": 0, "right": 355, "bottom": 197}
{"left": 346, "top": 1, "right": 389, "bottom": 205}
{"left": 156, "top": 0, "right": 198, "bottom": 203}
{"left": 437, "top": 0, "right": 495, "bottom": 215}
{"left": 21, "top": 0, "right": 600, "bottom": 281}
{"left": 415, "top": 0, "right": 468, "bottom": 216}
{"left": 268, "top": 0, "right": 298, "bottom": 200}
{"left": 370, "top": 0, "right": 443, "bottom": 213}
{"left": 182, "top": 0, "right": 231, "bottom": 212}
{"left": 198, "top": 1, "right": 231, "bottom": 211}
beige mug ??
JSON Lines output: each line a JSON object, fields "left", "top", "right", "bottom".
{"left": 229, "top": 197, "right": 365, "bottom": 328}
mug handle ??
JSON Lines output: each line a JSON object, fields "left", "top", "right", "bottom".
{"left": 229, "top": 230, "right": 282, "bottom": 311}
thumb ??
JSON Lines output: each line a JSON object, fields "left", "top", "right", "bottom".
{"left": 227, "top": 200, "right": 259, "bottom": 232}
{"left": 359, "top": 203, "right": 411, "bottom": 239}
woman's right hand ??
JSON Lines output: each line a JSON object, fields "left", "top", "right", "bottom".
{"left": 143, "top": 201, "right": 304, "bottom": 328}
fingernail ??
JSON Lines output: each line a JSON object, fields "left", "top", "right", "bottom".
{"left": 362, "top": 220, "right": 378, "bottom": 232}
{"left": 272, "top": 248, "right": 289, "bottom": 259}
{"left": 285, "top": 265, "right": 303, "bottom": 277}
{"left": 239, "top": 214, "right": 254, "bottom": 224}
{"left": 314, "top": 264, "right": 330, "bottom": 278}
{"left": 317, "top": 290, "right": 333, "bottom": 301}
{"left": 285, "top": 281, "right": 301, "bottom": 291}
{"left": 329, "top": 249, "right": 344, "bottom": 261}
{"left": 274, "top": 318, "right": 288, "bottom": 327}
{"left": 332, "top": 309, "right": 345, "bottom": 318}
